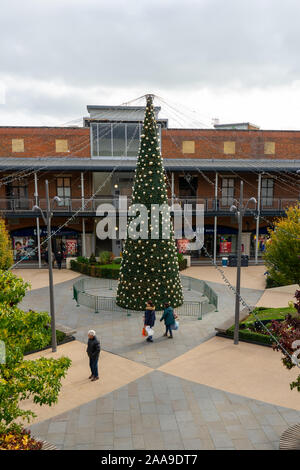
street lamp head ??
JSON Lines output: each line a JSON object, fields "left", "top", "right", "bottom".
{"left": 53, "top": 196, "right": 61, "bottom": 204}
{"left": 32, "top": 205, "right": 40, "bottom": 212}
{"left": 230, "top": 205, "right": 237, "bottom": 213}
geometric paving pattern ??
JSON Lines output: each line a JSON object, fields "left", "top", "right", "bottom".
{"left": 17, "top": 270, "right": 300, "bottom": 450}
{"left": 29, "top": 371, "right": 300, "bottom": 450}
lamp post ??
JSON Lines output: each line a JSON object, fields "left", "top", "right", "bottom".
{"left": 33, "top": 180, "right": 61, "bottom": 353}
{"left": 230, "top": 180, "right": 257, "bottom": 345}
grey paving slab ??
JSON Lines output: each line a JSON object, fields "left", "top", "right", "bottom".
{"left": 29, "top": 370, "right": 300, "bottom": 451}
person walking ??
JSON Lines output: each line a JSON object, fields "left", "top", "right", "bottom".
{"left": 55, "top": 250, "right": 63, "bottom": 270}
{"left": 144, "top": 300, "right": 156, "bottom": 343}
{"left": 86, "top": 330, "right": 101, "bottom": 381}
{"left": 160, "top": 303, "right": 175, "bottom": 339}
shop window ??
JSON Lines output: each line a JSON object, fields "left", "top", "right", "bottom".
{"left": 224, "top": 141, "right": 235, "bottom": 154}
{"left": 55, "top": 139, "right": 69, "bottom": 152}
{"left": 57, "top": 177, "right": 71, "bottom": 206}
{"left": 261, "top": 178, "right": 274, "bottom": 207}
{"left": 182, "top": 141, "right": 195, "bottom": 154}
{"left": 221, "top": 178, "right": 234, "bottom": 206}
{"left": 264, "top": 141, "right": 275, "bottom": 155}
{"left": 12, "top": 139, "right": 24, "bottom": 152}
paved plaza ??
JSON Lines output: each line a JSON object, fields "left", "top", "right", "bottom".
{"left": 15, "top": 267, "right": 300, "bottom": 450}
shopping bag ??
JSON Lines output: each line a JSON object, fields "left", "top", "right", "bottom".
{"left": 145, "top": 326, "right": 154, "bottom": 336}
{"left": 142, "top": 327, "right": 147, "bottom": 337}
{"left": 171, "top": 321, "right": 179, "bottom": 331}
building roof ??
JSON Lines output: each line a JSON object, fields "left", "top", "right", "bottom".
{"left": 0, "top": 157, "right": 298, "bottom": 172}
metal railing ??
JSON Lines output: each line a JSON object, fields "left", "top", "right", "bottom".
{"left": 73, "top": 274, "right": 218, "bottom": 319}
{"left": 0, "top": 196, "right": 298, "bottom": 213}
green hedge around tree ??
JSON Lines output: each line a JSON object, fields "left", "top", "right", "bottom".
{"left": 70, "top": 255, "right": 187, "bottom": 280}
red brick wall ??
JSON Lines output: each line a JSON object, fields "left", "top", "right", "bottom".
{"left": 0, "top": 127, "right": 90, "bottom": 158}
{"left": 162, "top": 128, "right": 300, "bottom": 160}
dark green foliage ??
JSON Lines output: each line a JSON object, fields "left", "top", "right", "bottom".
{"left": 177, "top": 253, "right": 187, "bottom": 271}
{"left": 76, "top": 256, "right": 89, "bottom": 264}
{"left": 89, "top": 253, "right": 97, "bottom": 265}
{"left": 70, "top": 260, "right": 120, "bottom": 279}
{"left": 116, "top": 96, "right": 183, "bottom": 311}
{"left": 225, "top": 326, "right": 273, "bottom": 345}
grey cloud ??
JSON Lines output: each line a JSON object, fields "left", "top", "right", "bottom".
{"left": 0, "top": 0, "right": 300, "bottom": 125}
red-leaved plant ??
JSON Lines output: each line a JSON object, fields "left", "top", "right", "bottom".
{"left": 270, "top": 289, "right": 300, "bottom": 391}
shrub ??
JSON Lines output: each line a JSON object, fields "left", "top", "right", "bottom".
{"left": 225, "top": 326, "right": 273, "bottom": 345}
{"left": 0, "top": 218, "right": 13, "bottom": 270}
{"left": 263, "top": 205, "right": 300, "bottom": 286}
{"left": 0, "top": 273, "right": 71, "bottom": 433}
{"left": 177, "top": 253, "right": 187, "bottom": 271}
{"left": 113, "top": 257, "right": 122, "bottom": 264}
{"left": 94, "top": 264, "right": 120, "bottom": 279}
{"left": 0, "top": 270, "right": 30, "bottom": 306}
{"left": 89, "top": 253, "right": 97, "bottom": 265}
{"left": 98, "top": 251, "right": 114, "bottom": 265}
{"left": 76, "top": 256, "right": 89, "bottom": 264}
{"left": 0, "top": 428, "right": 42, "bottom": 450}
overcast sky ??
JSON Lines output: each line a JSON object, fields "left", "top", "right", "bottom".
{"left": 1, "top": 0, "right": 300, "bottom": 129}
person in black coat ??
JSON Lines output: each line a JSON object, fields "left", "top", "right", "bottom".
{"left": 86, "top": 330, "right": 101, "bottom": 381}
{"left": 144, "top": 300, "right": 156, "bottom": 343}
{"left": 55, "top": 250, "right": 63, "bottom": 269}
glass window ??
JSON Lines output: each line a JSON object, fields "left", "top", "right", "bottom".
{"left": 261, "top": 178, "right": 273, "bottom": 207}
{"left": 221, "top": 178, "right": 234, "bottom": 206}
{"left": 113, "top": 124, "right": 126, "bottom": 157}
{"left": 126, "top": 123, "right": 140, "bottom": 157}
{"left": 90, "top": 122, "right": 161, "bottom": 158}
{"left": 99, "top": 124, "right": 112, "bottom": 157}
{"left": 91, "top": 123, "right": 98, "bottom": 157}
{"left": 57, "top": 177, "right": 71, "bottom": 206}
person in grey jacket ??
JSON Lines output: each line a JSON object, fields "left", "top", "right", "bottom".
{"left": 86, "top": 330, "right": 101, "bottom": 381}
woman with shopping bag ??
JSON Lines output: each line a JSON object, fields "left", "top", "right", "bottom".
{"left": 144, "top": 300, "right": 156, "bottom": 343}
{"left": 160, "top": 303, "right": 177, "bottom": 339}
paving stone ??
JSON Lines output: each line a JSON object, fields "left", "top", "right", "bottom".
{"left": 246, "top": 428, "right": 270, "bottom": 444}
{"left": 159, "top": 414, "right": 178, "bottom": 431}
{"left": 48, "top": 421, "right": 67, "bottom": 434}
{"left": 114, "top": 437, "right": 133, "bottom": 450}
{"left": 114, "top": 424, "right": 132, "bottom": 439}
{"left": 232, "top": 438, "right": 254, "bottom": 450}
{"left": 132, "top": 434, "right": 145, "bottom": 449}
{"left": 94, "top": 432, "right": 114, "bottom": 446}
{"left": 209, "top": 431, "right": 234, "bottom": 448}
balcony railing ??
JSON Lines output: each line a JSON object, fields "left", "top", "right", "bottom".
{"left": 0, "top": 197, "right": 298, "bottom": 214}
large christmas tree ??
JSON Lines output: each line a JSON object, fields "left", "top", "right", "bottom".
{"left": 116, "top": 95, "right": 183, "bottom": 311}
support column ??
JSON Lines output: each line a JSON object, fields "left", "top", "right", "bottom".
{"left": 82, "top": 219, "right": 86, "bottom": 257}
{"left": 34, "top": 172, "right": 42, "bottom": 268}
{"left": 213, "top": 172, "right": 218, "bottom": 264}
{"left": 81, "top": 172, "right": 86, "bottom": 257}
{"left": 171, "top": 172, "right": 174, "bottom": 207}
{"left": 255, "top": 173, "right": 262, "bottom": 265}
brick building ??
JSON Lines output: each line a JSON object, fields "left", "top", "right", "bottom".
{"left": 0, "top": 107, "right": 299, "bottom": 266}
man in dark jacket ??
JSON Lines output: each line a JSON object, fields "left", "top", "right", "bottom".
{"left": 86, "top": 330, "right": 101, "bottom": 381}
{"left": 144, "top": 301, "right": 156, "bottom": 343}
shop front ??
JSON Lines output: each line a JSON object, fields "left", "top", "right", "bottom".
{"left": 10, "top": 227, "right": 82, "bottom": 262}
{"left": 176, "top": 226, "right": 239, "bottom": 260}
